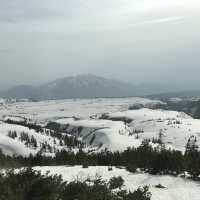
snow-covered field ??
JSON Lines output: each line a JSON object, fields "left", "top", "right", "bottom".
{"left": 33, "top": 165, "right": 200, "bottom": 200}
{"left": 0, "top": 97, "right": 200, "bottom": 200}
{"left": 0, "top": 97, "right": 161, "bottom": 123}
{"left": 56, "top": 108, "right": 200, "bottom": 152}
{"left": 108, "top": 108, "right": 200, "bottom": 151}
{"left": 0, "top": 97, "right": 200, "bottom": 154}
{"left": 0, "top": 97, "right": 162, "bottom": 154}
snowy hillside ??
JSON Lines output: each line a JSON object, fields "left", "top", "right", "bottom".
{"left": 110, "top": 109, "right": 200, "bottom": 151}
{"left": 0, "top": 97, "right": 200, "bottom": 200}
{"left": 0, "top": 97, "right": 161, "bottom": 155}
{"left": 0, "top": 97, "right": 200, "bottom": 155}
{"left": 34, "top": 166, "right": 200, "bottom": 200}
{"left": 55, "top": 108, "right": 200, "bottom": 152}
{"left": 107, "top": 108, "right": 200, "bottom": 151}
{"left": 56, "top": 118, "right": 141, "bottom": 151}
{"left": 0, "top": 121, "right": 64, "bottom": 156}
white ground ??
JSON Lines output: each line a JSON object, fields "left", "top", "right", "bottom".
{"left": 0, "top": 97, "right": 163, "bottom": 154}
{"left": 0, "top": 97, "right": 200, "bottom": 154}
{"left": 0, "top": 97, "right": 162, "bottom": 123}
{"left": 56, "top": 108, "right": 200, "bottom": 152}
{"left": 108, "top": 108, "right": 200, "bottom": 151}
{"left": 0, "top": 98, "right": 200, "bottom": 199}
{"left": 0, "top": 121, "right": 62, "bottom": 156}
{"left": 56, "top": 117, "right": 142, "bottom": 151}
{"left": 33, "top": 165, "right": 200, "bottom": 200}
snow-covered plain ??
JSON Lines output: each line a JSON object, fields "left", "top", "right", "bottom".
{"left": 33, "top": 166, "right": 200, "bottom": 200}
{"left": 1, "top": 97, "right": 200, "bottom": 200}
{"left": 0, "top": 97, "right": 162, "bottom": 154}
{"left": 0, "top": 97, "right": 200, "bottom": 154}
{"left": 0, "top": 97, "right": 161, "bottom": 123}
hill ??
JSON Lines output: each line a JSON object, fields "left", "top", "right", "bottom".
{"left": 0, "top": 74, "right": 137, "bottom": 100}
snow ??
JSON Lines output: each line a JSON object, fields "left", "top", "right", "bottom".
{"left": 108, "top": 108, "right": 200, "bottom": 151}
{"left": 33, "top": 165, "right": 200, "bottom": 200}
{"left": 0, "top": 97, "right": 162, "bottom": 123}
{"left": 0, "top": 97, "right": 163, "bottom": 153}
{"left": 56, "top": 117, "right": 141, "bottom": 151}
{"left": 0, "top": 134, "right": 35, "bottom": 156}
{"left": 169, "top": 97, "right": 183, "bottom": 102}
{"left": 0, "top": 121, "right": 62, "bottom": 156}
{"left": 0, "top": 98, "right": 5, "bottom": 104}
{"left": 55, "top": 108, "right": 200, "bottom": 152}
{"left": 0, "top": 97, "right": 200, "bottom": 154}
{"left": 3, "top": 115, "right": 27, "bottom": 122}
{"left": 108, "top": 108, "right": 190, "bottom": 121}
{"left": 0, "top": 97, "right": 200, "bottom": 199}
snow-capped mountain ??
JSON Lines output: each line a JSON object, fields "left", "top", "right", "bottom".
{"left": 0, "top": 74, "right": 136, "bottom": 100}
{"left": 1, "top": 74, "right": 182, "bottom": 101}
{"left": 38, "top": 74, "right": 136, "bottom": 100}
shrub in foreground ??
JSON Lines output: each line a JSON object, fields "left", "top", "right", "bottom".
{"left": 0, "top": 168, "right": 151, "bottom": 200}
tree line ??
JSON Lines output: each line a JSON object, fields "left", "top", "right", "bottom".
{"left": 0, "top": 136, "right": 200, "bottom": 179}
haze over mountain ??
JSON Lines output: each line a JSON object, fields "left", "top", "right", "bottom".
{"left": 0, "top": 74, "right": 135, "bottom": 100}
{"left": 0, "top": 74, "right": 173, "bottom": 100}
{"left": 149, "top": 90, "right": 200, "bottom": 99}
{"left": 1, "top": 74, "right": 199, "bottom": 100}
{"left": 0, "top": 0, "right": 199, "bottom": 91}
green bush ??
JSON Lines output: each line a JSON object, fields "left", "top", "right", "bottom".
{"left": 109, "top": 176, "right": 124, "bottom": 190}
{"left": 0, "top": 168, "right": 152, "bottom": 200}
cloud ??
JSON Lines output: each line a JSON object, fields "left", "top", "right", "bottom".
{"left": 130, "top": 16, "right": 186, "bottom": 27}
{"left": 0, "top": 0, "right": 199, "bottom": 90}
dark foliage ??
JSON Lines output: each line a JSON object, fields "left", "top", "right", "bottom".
{"left": 0, "top": 138, "right": 200, "bottom": 179}
{"left": 109, "top": 176, "right": 124, "bottom": 189}
{"left": 0, "top": 168, "right": 151, "bottom": 200}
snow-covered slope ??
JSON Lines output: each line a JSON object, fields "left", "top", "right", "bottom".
{"left": 0, "top": 97, "right": 164, "bottom": 155}
{"left": 0, "top": 121, "right": 63, "bottom": 156}
{"left": 108, "top": 108, "right": 200, "bottom": 151}
{"left": 0, "top": 97, "right": 200, "bottom": 154}
{"left": 56, "top": 108, "right": 200, "bottom": 152}
{"left": 56, "top": 118, "right": 141, "bottom": 151}
{"left": 33, "top": 166, "right": 200, "bottom": 200}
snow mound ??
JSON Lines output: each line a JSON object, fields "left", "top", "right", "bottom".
{"left": 56, "top": 118, "right": 141, "bottom": 151}
{"left": 56, "top": 108, "right": 200, "bottom": 152}
{"left": 108, "top": 108, "right": 200, "bottom": 151}
{"left": 0, "top": 122, "right": 61, "bottom": 156}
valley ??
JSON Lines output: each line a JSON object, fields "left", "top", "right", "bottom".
{"left": 0, "top": 97, "right": 200, "bottom": 200}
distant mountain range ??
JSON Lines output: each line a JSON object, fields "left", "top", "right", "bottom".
{"left": 148, "top": 90, "right": 200, "bottom": 99}
{"left": 0, "top": 74, "right": 136, "bottom": 100}
{"left": 1, "top": 74, "right": 199, "bottom": 100}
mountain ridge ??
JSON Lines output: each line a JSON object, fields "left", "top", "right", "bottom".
{"left": 0, "top": 74, "right": 137, "bottom": 100}
{"left": 2, "top": 74, "right": 199, "bottom": 101}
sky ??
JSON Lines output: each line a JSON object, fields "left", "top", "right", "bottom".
{"left": 0, "top": 0, "right": 200, "bottom": 90}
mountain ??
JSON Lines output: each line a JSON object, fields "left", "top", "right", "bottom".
{"left": 148, "top": 90, "right": 200, "bottom": 99}
{"left": 0, "top": 74, "right": 137, "bottom": 100}
{"left": 0, "top": 85, "right": 38, "bottom": 100}
{"left": 2, "top": 74, "right": 194, "bottom": 101}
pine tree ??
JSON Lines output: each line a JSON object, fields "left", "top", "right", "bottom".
{"left": 185, "top": 136, "right": 200, "bottom": 179}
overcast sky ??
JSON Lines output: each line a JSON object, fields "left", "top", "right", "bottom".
{"left": 0, "top": 0, "right": 200, "bottom": 90}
